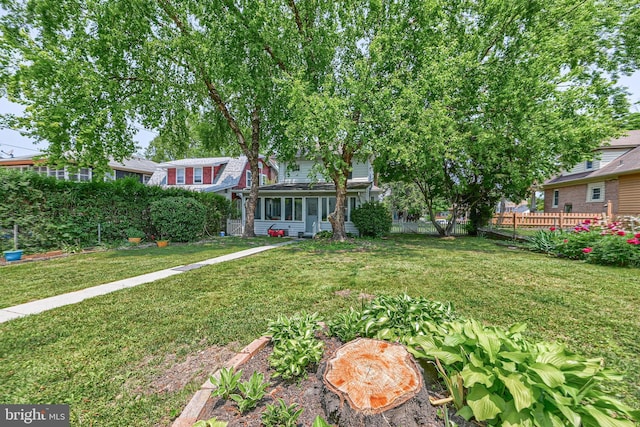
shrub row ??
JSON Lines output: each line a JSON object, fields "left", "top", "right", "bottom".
{"left": 529, "top": 219, "right": 640, "bottom": 268}
{"left": 0, "top": 169, "right": 231, "bottom": 253}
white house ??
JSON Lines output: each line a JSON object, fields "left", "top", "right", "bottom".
{"left": 240, "top": 156, "right": 383, "bottom": 237}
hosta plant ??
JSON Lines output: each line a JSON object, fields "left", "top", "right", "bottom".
{"left": 209, "top": 367, "right": 242, "bottom": 400}
{"left": 268, "top": 328, "right": 324, "bottom": 380}
{"left": 230, "top": 372, "right": 269, "bottom": 414}
{"left": 266, "top": 312, "right": 324, "bottom": 380}
{"left": 327, "top": 307, "right": 363, "bottom": 342}
{"left": 360, "top": 293, "right": 457, "bottom": 340}
{"left": 192, "top": 417, "right": 228, "bottom": 427}
{"left": 261, "top": 398, "right": 304, "bottom": 427}
{"left": 405, "top": 319, "right": 640, "bottom": 426}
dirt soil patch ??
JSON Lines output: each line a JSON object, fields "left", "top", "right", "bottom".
{"left": 197, "top": 332, "right": 473, "bottom": 427}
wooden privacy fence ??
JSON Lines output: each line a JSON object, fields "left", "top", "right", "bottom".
{"left": 490, "top": 212, "right": 606, "bottom": 229}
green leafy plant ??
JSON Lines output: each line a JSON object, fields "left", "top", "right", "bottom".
{"left": 150, "top": 197, "right": 207, "bottom": 242}
{"left": 229, "top": 372, "right": 269, "bottom": 413}
{"left": 261, "top": 398, "right": 304, "bottom": 427}
{"left": 266, "top": 312, "right": 323, "bottom": 344}
{"left": 266, "top": 312, "right": 325, "bottom": 380}
{"left": 405, "top": 319, "right": 640, "bottom": 426}
{"left": 587, "top": 234, "right": 640, "bottom": 267}
{"left": 125, "top": 227, "right": 145, "bottom": 239}
{"left": 209, "top": 367, "right": 242, "bottom": 400}
{"left": 351, "top": 201, "right": 392, "bottom": 238}
{"left": 528, "top": 229, "right": 562, "bottom": 253}
{"left": 312, "top": 416, "right": 333, "bottom": 427}
{"left": 327, "top": 307, "right": 363, "bottom": 342}
{"left": 360, "top": 294, "right": 457, "bottom": 340}
{"left": 192, "top": 417, "right": 228, "bottom": 427}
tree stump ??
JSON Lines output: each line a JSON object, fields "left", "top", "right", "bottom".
{"left": 320, "top": 338, "right": 440, "bottom": 427}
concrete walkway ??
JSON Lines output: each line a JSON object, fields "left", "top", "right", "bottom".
{"left": 0, "top": 241, "right": 295, "bottom": 324}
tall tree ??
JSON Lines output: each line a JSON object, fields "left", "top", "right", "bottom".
{"left": 373, "top": 0, "right": 636, "bottom": 235}
{"left": 270, "top": 1, "right": 383, "bottom": 241}
{"left": 0, "top": 0, "right": 287, "bottom": 237}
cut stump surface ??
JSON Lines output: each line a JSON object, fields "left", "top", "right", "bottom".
{"left": 323, "top": 338, "right": 423, "bottom": 415}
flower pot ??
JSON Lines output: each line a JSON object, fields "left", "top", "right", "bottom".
{"left": 156, "top": 240, "right": 169, "bottom": 248}
{"left": 3, "top": 249, "right": 24, "bottom": 262}
{"left": 128, "top": 237, "right": 142, "bottom": 244}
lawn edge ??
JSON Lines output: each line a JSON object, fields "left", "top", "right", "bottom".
{"left": 171, "top": 336, "right": 271, "bottom": 427}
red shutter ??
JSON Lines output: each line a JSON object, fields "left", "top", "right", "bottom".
{"left": 186, "top": 167, "right": 194, "bottom": 185}
{"left": 203, "top": 167, "right": 213, "bottom": 184}
{"left": 167, "top": 168, "right": 176, "bottom": 185}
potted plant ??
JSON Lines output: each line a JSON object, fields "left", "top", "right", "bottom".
{"left": 126, "top": 227, "right": 145, "bottom": 244}
{"left": 155, "top": 237, "right": 169, "bottom": 248}
{"left": 3, "top": 224, "right": 23, "bottom": 262}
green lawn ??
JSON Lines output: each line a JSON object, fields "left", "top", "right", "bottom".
{"left": 0, "top": 237, "right": 276, "bottom": 308}
{"left": 0, "top": 235, "right": 638, "bottom": 426}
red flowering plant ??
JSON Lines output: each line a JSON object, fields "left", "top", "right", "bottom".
{"left": 550, "top": 218, "right": 640, "bottom": 267}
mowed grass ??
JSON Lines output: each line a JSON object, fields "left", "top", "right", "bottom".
{"left": 0, "top": 235, "right": 638, "bottom": 426}
{"left": 0, "top": 237, "right": 276, "bottom": 308}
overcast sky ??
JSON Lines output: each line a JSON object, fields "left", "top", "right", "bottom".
{"left": 1, "top": 71, "right": 639, "bottom": 158}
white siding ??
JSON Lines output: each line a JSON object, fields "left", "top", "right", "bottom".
{"left": 279, "top": 159, "right": 372, "bottom": 183}
{"left": 563, "top": 148, "right": 630, "bottom": 175}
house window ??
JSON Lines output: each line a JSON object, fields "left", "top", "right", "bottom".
{"left": 586, "top": 160, "right": 593, "bottom": 170}
{"left": 285, "top": 198, "right": 293, "bottom": 220}
{"left": 587, "top": 182, "right": 604, "bottom": 202}
{"left": 328, "top": 197, "right": 336, "bottom": 220}
{"left": 265, "top": 197, "right": 281, "bottom": 220}
{"left": 254, "top": 198, "right": 262, "bottom": 220}
{"left": 552, "top": 190, "right": 559, "bottom": 208}
{"left": 295, "top": 198, "right": 302, "bottom": 221}
{"left": 193, "top": 167, "right": 203, "bottom": 184}
{"left": 321, "top": 197, "right": 328, "bottom": 221}
{"left": 176, "top": 168, "right": 185, "bottom": 185}
{"left": 291, "top": 162, "right": 300, "bottom": 172}
{"left": 260, "top": 174, "right": 266, "bottom": 186}
{"left": 246, "top": 170, "right": 252, "bottom": 188}
{"left": 348, "top": 197, "right": 358, "bottom": 221}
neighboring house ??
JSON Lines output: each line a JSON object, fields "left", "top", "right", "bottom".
{"left": 241, "top": 156, "right": 383, "bottom": 237}
{"left": 0, "top": 154, "right": 157, "bottom": 183}
{"left": 147, "top": 156, "right": 278, "bottom": 212}
{"left": 543, "top": 130, "right": 640, "bottom": 216}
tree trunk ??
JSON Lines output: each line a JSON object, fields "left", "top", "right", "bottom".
{"left": 242, "top": 105, "right": 261, "bottom": 238}
{"left": 319, "top": 338, "right": 440, "bottom": 427}
{"left": 329, "top": 179, "right": 348, "bottom": 241}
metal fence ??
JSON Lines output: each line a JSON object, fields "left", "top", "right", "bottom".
{"left": 390, "top": 220, "right": 469, "bottom": 235}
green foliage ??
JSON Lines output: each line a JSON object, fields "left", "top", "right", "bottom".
{"left": 361, "top": 294, "right": 457, "bottom": 340}
{"left": 351, "top": 202, "right": 392, "bottom": 238}
{"left": 149, "top": 197, "right": 206, "bottom": 242}
{"left": 528, "top": 230, "right": 562, "bottom": 253}
{"left": 191, "top": 417, "right": 228, "bottom": 427}
{"left": 125, "top": 228, "right": 145, "bottom": 239}
{"left": 405, "top": 319, "right": 639, "bottom": 426}
{"left": 327, "top": 307, "right": 363, "bottom": 342}
{"left": 0, "top": 169, "right": 231, "bottom": 252}
{"left": 312, "top": 416, "right": 333, "bottom": 427}
{"left": 266, "top": 313, "right": 324, "bottom": 380}
{"left": 261, "top": 398, "right": 304, "bottom": 427}
{"left": 210, "top": 367, "right": 242, "bottom": 400}
{"left": 229, "top": 372, "right": 269, "bottom": 414}
{"left": 313, "top": 230, "right": 333, "bottom": 239}
{"left": 588, "top": 234, "right": 640, "bottom": 267}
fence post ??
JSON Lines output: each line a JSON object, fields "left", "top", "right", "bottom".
{"left": 559, "top": 211, "right": 564, "bottom": 229}
{"left": 606, "top": 200, "right": 612, "bottom": 219}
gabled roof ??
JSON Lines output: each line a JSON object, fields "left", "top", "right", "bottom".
{"left": 544, "top": 131, "right": 640, "bottom": 188}
{"left": 148, "top": 156, "right": 253, "bottom": 192}
{"left": 0, "top": 153, "right": 157, "bottom": 173}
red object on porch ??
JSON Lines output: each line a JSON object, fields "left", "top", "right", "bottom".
{"left": 267, "top": 225, "right": 287, "bottom": 237}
